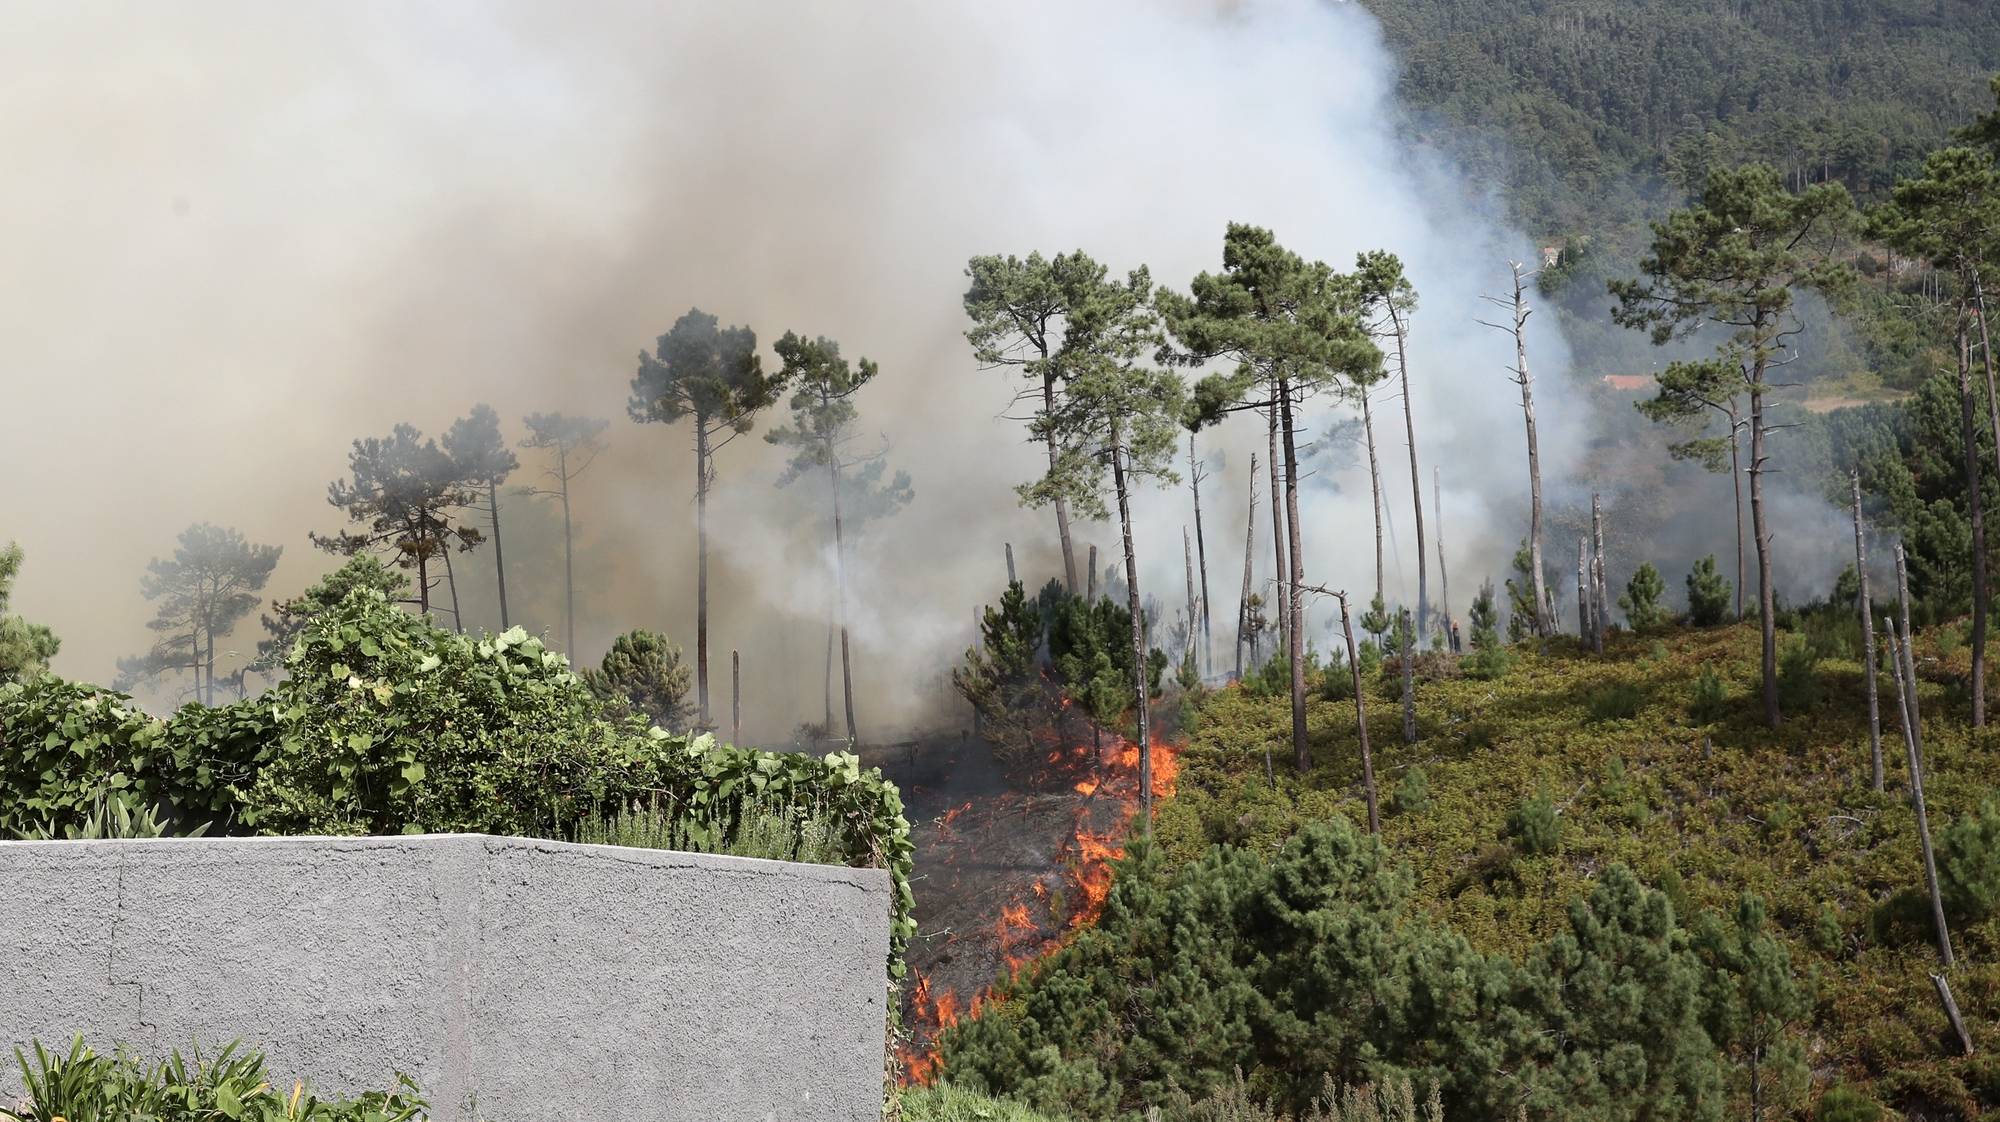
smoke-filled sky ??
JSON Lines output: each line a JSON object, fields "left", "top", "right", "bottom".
{"left": 2, "top": 0, "right": 1715, "bottom": 742}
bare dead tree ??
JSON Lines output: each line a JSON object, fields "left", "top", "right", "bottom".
{"left": 1853, "top": 469, "right": 1883, "bottom": 791}
{"left": 1591, "top": 494, "right": 1608, "bottom": 653}
{"left": 1886, "top": 614, "right": 1954, "bottom": 969}
{"left": 1479, "top": 262, "right": 1549, "bottom": 637}
{"left": 1434, "top": 466, "right": 1453, "bottom": 647}
{"left": 1237, "top": 453, "right": 1258, "bottom": 681}
{"left": 1087, "top": 544, "right": 1098, "bottom": 601}
{"left": 731, "top": 648, "right": 741, "bottom": 746}
{"left": 1399, "top": 608, "right": 1416, "bottom": 745}
{"left": 1183, "top": 527, "right": 1199, "bottom": 671}
{"left": 1577, "top": 538, "right": 1591, "bottom": 639}
{"left": 1267, "top": 402, "right": 1289, "bottom": 655}
{"left": 1188, "top": 433, "right": 1215, "bottom": 677}
{"left": 1329, "top": 587, "right": 1380, "bottom": 834}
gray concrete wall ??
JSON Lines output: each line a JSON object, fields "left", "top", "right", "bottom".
{"left": 0, "top": 834, "right": 892, "bottom": 1122}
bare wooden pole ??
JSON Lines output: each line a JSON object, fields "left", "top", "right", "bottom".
{"left": 1591, "top": 494, "right": 1608, "bottom": 652}
{"left": 1334, "top": 590, "right": 1380, "bottom": 834}
{"left": 1887, "top": 618, "right": 1955, "bottom": 968}
{"left": 1237, "top": 453, "right": 1258, "bottom": 682}
{"left": 1434, "top": 466, "right": 1453, "bottom": 648}
{"left": 1004, "top": 542, "right": 1017, "bottom": 586}
{"left": 1399, "top": 608, "right": 1417, "bottom": 745}
{"left": 731, "top": 648, "right": 741, "bottom": 747}
{"left": 1853, "top": 470, "right": 1883, "bottom": 791}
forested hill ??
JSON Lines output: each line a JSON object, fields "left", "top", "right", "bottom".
{"left": 1363, "top": 0, "right": 2000, "bottom": 242}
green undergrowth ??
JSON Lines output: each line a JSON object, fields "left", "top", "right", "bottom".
{"left": 1154, "top": 621, "right": 2000, "bottom": 1119}
{"left": 3, "top": 1036, "right": 425, "bottom": 1122}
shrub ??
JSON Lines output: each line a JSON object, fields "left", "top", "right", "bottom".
{"left": 1815, "top": 1084, "right": 1884, "bottom": 1122}
{"left": 1508, "top": 788, "right": 1561, "bottom": 855}
{"left": 1620, "top": 562, "right": 1669, "bottom": 630}
{"left": 2, "top": 1037, "right": 424, "bottom": 1122}
{"left": 574, "top": 791, "right": 845, "bottom": 866}
{"left": 900, "top": 1081, "right": 1064, "bottom": 1122}
{"left": 580, "top": 629, "right": 693, "bottom": 730}
{"left": 1463, "top": 581, "right": 1512, "bottom": 681}
{"left": 1689, "top": 663, "right": 1728, "bottom": 727}
{"left": 1687, "top": 556, "right": 1732, "bottom": 627}
{"left": 1777, "top": 634, "right": 1819, "bottom": 710}
{"left": 1586, "top": 682, "right": 1645, "bottom": 723}
{"left": 1938, "top": 795, "right": 2000, "bottom": 923}
{"left": 1390, "top": 766, "right": 1431, "bottom": 816}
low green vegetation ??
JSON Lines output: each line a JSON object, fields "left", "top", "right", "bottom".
{"left": 0, "top": 558, "right": 915, "bottom": 976}
{"left": 937, "top": 619, "right": 1997, "bottom": 1120}
{"left": 4, "top": 1037, "right": 424, "bottom": 1122}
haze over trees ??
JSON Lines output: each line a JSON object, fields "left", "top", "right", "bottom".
{"left": 520, "top": 412, "right": 610, "bottom": 655}
{"left": 628, "top": 308, "right": 786, "bottom": 728}
{"left": 1611, "top": 165, "right": 1853, "bottom": 727}
{"left": 766, "top": 331, "right": 912, "bottom": 748}
{"left": 115, "top": 524, "right": 280, "bottom": 704}
{"left": 444, "top": 404, "right": 520, "bottom": 632}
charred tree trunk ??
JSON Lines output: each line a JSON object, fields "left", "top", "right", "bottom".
{"left": 1506, "top": 263, "right": 1551, "bottom": 637}
{"left": 1183, "top": 527, "right": 1198, "bottom": 673}
{"left": 1591, "top": 494, "right": 1608, "bottom": 653}
{"left": 824, "top": 620, "right": 835, "bottom": 733}
{"left": 1005, "top": 542, "right": 1016, "bottom": 586}
{"left": 557, "top": 446, "right": 577, "bottom": 654}
{"left": 1237, "top": 453, "right": 1258, "bottom": 682}
{"left": 488, "top": 477, "right": 509, "bottom": 631}
{"left": 732, "top": 649, "right": 741, "bottom": 747}
{"left": 1279, "top": 377, "right": 1309, "bottom": 774}
{"left": 1854, "top": 470, "right": 1883, "bottom": 792}
{"left": 1042, "top": 370, "right": 1078, "bottom": 595}
{"left": 1110, "top": 433, "right": 1153, "bottom": 833}
{"left": 1400, "top": 608, "right": 1416, "bottom": 744}
{"left": 414, "top": 512, "right": 432, "bottom": 616}
{"left": 1361, "top": 387, "right": 1385, "bottom": 605}
{"left": 1729, "top": 407, "right": 1746, "bottom": 621}
{"left": 1190, "top": 433, "right": 1214, "bottom": 678}
{"left": 1268, "top": 396, "right": 1289, "bottom": 656}
{"left": 830, "top": 460, "right": 858, "bottom": 745}
{"left": 1391, "top": 303, "right": 1429, "bottom": 645}
{"left": 1434, "top": 467, "right": 1453, "bottom": 644}
{"left": 1337, "top": 591, "right": 1380, "bottom": 833}
{"left": 1577, "top": 538, "right": 1591, "bottom": 639}
{"left": 1087, "top": 545, "right": 1098, "bottom": 601}
{"left": 1957, "top": 321, "right": 1988, "bottom": 727}
{"left": 695, "top": 422, "right": 711, "bottom": 727}
{"left": 442, "top": 540, "right": 464, "bottom": 636}
{"left": 1749, "top": 354, "right": 1779, "bottom": 727}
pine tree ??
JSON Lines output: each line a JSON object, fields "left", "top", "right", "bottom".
{"left": 443, "top": 404, "right": 520, "bottom": 631}
{"left": 628, "top": 308, "right": 786, "bottom": 728}
{"left": 1619, "top": 562, "right": 1668, "bottom": 630}
{"left": 581, "top": 629, "right": 692, "bottom": 731}
{"left": 1687, "top": 555, "right": 1733, "bottom": 627}
{"left": 312, "top": 423, "right": 482, "bottom": 618}
{"left": 0, "top": 543, "right": 58, "bottom": 682}
{"left": 117, "top": 524, "right": 280, "bottom": 704}
{"left": 1612, "top": 165, "right": 1853, "bottom": 727}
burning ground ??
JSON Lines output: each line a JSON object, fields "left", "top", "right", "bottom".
{"left": 865, "top": 715, "right": 1179, "bottom": 1083}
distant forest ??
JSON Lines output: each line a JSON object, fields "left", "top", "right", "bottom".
{"left": 1364, "top": 0, "right": 2000, "bottom": 244}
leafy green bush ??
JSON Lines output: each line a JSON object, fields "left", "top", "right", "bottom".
{"left": 899, "top": 1082, "right": 1065, "bottom": 1122}
{"left": 2, "top": 1037, "right": 424, "bottom": 1122}
{"left": 0, "top": 570, "right": 917, "bottom": 977}
{"left": 1620, "top": 562, "right": 1669, "bottom": 630}
{"left": 1507, "top": 788, "right": 1560, "bottom": 855}
{"left": 1687, "top": 556, "right": 1732, "bottom": 627}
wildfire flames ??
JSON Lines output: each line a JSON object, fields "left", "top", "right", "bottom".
{"left": 892, "top": 719, "right": 1179, "bottom": 1085}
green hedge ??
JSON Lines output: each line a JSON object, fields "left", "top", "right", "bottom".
{"left": 0, "top": 580, "right": 913, "bottom": 976}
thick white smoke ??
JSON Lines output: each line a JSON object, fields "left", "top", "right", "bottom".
{"left": 1, "top": 0, "right": 1583, "bottom": 741}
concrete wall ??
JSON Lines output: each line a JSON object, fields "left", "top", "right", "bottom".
{"left": 0, "top": 834, "right": 892, "bottom": 1122}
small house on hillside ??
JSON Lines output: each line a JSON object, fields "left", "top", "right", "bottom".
{"left": 1601, "top": 374, "right": 1653, "bottom": 392}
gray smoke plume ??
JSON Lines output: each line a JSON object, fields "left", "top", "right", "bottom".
{"left": 3, "top": 0, "right": 1604, "bottom": 741}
